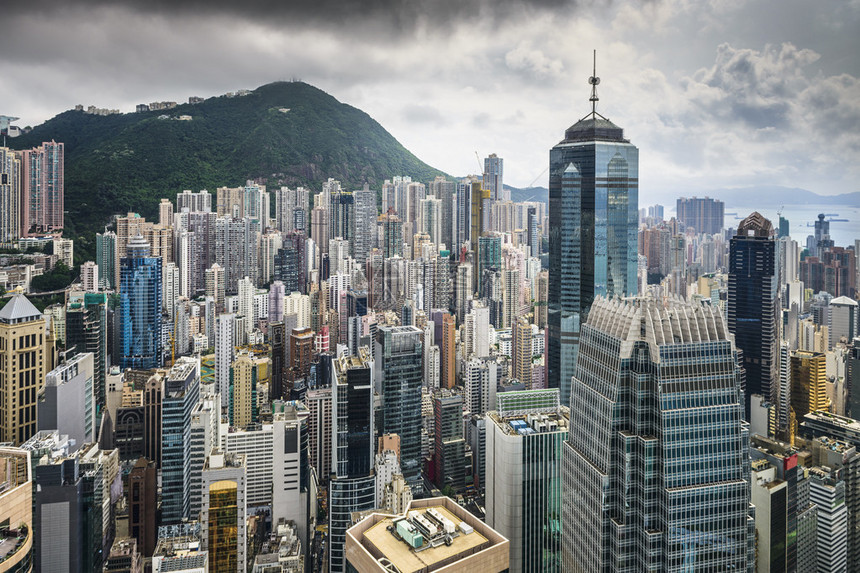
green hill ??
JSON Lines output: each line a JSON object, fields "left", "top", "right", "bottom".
{"left": 10, "top": 81, "right": 446, "bottom": 247}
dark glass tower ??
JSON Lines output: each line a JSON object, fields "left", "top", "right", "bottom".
{"left": 328, "top": 349, "right": 376, "bottom": 573}
{"left": 547, "top": 65, "right": 639, "bottom": 406}
{"left": 728, "top": 212, "right": 778, "bottom": 419}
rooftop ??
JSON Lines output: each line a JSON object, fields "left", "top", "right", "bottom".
{"left": 561, "top": 115, "right": 629, "bottom": 144}
{"left": 346, "top": 497, "right": 508, "bottom": 573}
{"left": 0, "top": 293, "right": 42, "bottom": 324}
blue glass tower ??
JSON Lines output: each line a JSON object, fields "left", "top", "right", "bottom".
{"left": 119, "top": 234, "right": 162, "bottom": 369}
{"left": 547, "top": 63, "right": 639, "bottom": 406}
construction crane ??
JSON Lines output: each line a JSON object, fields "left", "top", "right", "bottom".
{"left": 474, "top": 151, "right": 483, "bottom": 174}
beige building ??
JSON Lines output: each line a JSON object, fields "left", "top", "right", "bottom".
{"left": 1, "top": 293, "right": 55, "bottom": 445}
{"left": 230, "top": 352, "right": 269, "bottom": 429}
{"left": 345, "top": 497, "right": 509, "bottom": 573}
{"left": 0, "top": 447, "right": 33, "bottom": 573}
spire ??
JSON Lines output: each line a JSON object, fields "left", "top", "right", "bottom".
{"left": 589, "top": 49, "right": 600, "bottom": 117}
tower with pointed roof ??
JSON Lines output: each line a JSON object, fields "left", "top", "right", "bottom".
{"left": 0, "top": 293, "right": 52, "bottom": 444}
{"left": 729, "top": 211, "right": 779, "bottom": 421}
{"left": 547, "top": 52, "right": 639, "bottom": 406}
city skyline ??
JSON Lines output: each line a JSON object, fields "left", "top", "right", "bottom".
{"left": 1, "top": 1, "right": 859, "bottom": 203}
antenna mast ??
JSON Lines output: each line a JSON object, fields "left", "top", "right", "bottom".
{"left": 588, "top": 49, "right": 600, "bottom": 117}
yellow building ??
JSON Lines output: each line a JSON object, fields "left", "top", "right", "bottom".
{"left": 201, "top": 452, "right": 246, "bottom": 573}
{"left": 512, "top": 318, "right": 533, "bottom": 389}
{"left": 0, "top": 447, "right": 33, "bottom": 573}
{"left": 230, "top": 352, "right": 269, "bottom": 429}
{"left": 0, "top": 294, "right": 54, "bottom": 445}
{"left": 790, "top": 350, "right": 828, "bottom": 423}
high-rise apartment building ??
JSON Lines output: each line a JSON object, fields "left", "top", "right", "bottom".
{"left": 176, "top": 189, "right": 212, "bottom": 213}
{"left": 22, "top": 140, "right": 64, "bottom": 233}
{"left": 39, "top": 352, "right": 95, "bottom": 451}
{"left": 483, "top": 153, "right": 504, "bottom": 201}
{"left": 0, "top": 293, "right": 52, "bottom": 445}
{"left": 512, "top": 318, "right": 533, "bottom": 388}
{"left": 729, "top": 212, "right": 778, "bottom": 419}
{"left": 675, "top": 196, "right": 725, "bottom": 235}
{"left": 119, "top": 234, "right": 163, "bottom": 369}
{"left": 547, "top": 79, "right": 639, "bottom": 405}
{"left": 0, "top": 147, "right": 21, "bottom": 243}
{"left": 486, "top": 389, "right": 567, "bottom": 573}
{"left": 563, "top": 296, "right": 752, "bottom": 571}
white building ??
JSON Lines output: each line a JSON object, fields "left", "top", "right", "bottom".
{"left": 38, "top": 352, "right": 95, "bottom": 452}
{"left": 80, "top": 261, "right": 99, "bottom": 292}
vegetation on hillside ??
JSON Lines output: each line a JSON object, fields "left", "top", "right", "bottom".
{"left": 10, "top": 81, "right": 447, "bottom": 258}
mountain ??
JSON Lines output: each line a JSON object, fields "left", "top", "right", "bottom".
{"left": 702, "top": 186, "right": 860, "bottom": 207}
{"left": 9, "top": 81, "right": 447, "bottom": 244}
{"left": 506, "top": 185, "right": 548, "bottom": 204}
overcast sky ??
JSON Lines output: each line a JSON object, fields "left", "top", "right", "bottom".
{"left": 2, "top": 0, "right": 859, "bottom": 205}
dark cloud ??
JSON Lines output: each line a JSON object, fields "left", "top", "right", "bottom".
{"left": 4, "top": 0, "right": 581, "bottom": 34}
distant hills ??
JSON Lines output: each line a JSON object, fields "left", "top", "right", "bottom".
{"left": 9, "top": 81, "right": 446, "bottom": 243}
{"left": 702, "top": 186, "right": 860, "bottom": 208}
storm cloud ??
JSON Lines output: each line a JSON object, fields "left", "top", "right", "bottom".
{"left": 1, "top": 0, "right": 858, "bottom": 202}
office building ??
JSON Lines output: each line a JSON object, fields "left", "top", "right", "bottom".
{"left": 830, "top": 296, "right": 858, "bottom": 348}
{"left": 65, "top": 291, "right": 108, "bottom": 424}
{"left": 563, "top": 296, "right": 752, "bottom": 571}
{"left": 729, "top": 212, "right": 778, "bottom": 419}
{"left": 32, "top": 456, "right": 84, "bottom": 572}
{"left": 152, "top": 531, "right": 209, "bottom": 573}
{"left": 547, "top": 77, "right": 639, "bottom": 405}
{"left": 160, "top": 357, "right": 201, "bottom": 524}
{"left": 345, "top": 497, "right": 510, "bottom": 573}
{"left": 790, "top": 350, "right": 828, "bottom": 423}
{"left": 329, "top": 350, "right": 376, "bottom": 573}
{"left": 486, "top": 389, "right": 567, "bottom": 573}
{"left": 104, "top": 538, "right": 143, "bottom": 573}
{"left": 675, "top": 196, "right": 724, "bottom": 235}
{"left": 38, "top": 352, "right": 95, "bottom": 452}
{"left": 215, "top": 313, "right": 235, "bottom": 397}
{"left": 433, "top": 390, "right": 466, "bottom": 492}
{"left": 0, "top": 293, "right": 52, "bottom": 445}
{"left": 199, "top": 452, "right": 247, "bottom": 573}
{"left": 128, "top": 457, "right": 157, "bottom": 557}
{"left": 119, "top": 234, "right": 163, "bottom": 370}
{"left": 375, "top": 325, "right": 424, "bottom": 492}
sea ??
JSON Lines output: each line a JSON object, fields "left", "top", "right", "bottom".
{"left": 724, "top": 203, "right": 860, "bottom": 249}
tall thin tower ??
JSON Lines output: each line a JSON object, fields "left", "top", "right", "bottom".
{"left": 547, "top": 51, "right": 639, "bottom": 405}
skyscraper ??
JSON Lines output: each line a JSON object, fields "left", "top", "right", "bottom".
{"left": 486, "top": 389, "right": 567, "bottom": 573}
{"left": 0, "top": 147, "right": 21, "bottom": 243}
{"left": 160, "top": 357, "right": 200, "bottom": 524}
{"left": 375, "top": 325, "right": 423, "bottom": 492}
{"left": 729, "top": 212, "right": 778, "bottom": 419}
{"left": 563, "top": 296, "right": 752, "bottom": 571}
{"left": 328, "top": 350, "right": 376, "bottom": 573}
{"left": 22, "top": 140, "right": 64, "bottom": 234}
{"left": 547, "top": 64, "right": 639, "bottom": 405}
{"left": 0, "top": 293, "right": 52, "bottom": 445}
{"left": 675, "top": 196, "right": 725, "bottom": 235}
{"left": 483, "top": 153, "right": 504, "bottom": 201}
{"left": 119, "top": 234, "right": 163, "bottom": 370}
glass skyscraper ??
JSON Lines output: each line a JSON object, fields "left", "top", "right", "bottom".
{"left": 547, "top": 92, "right": 638, "bottom": 406}
{"left": 374, "top": 325, "right": 423, "bottom": 492}
{"left": 562, "top": 295, "right": 753, "bottom": 571}
{"left": 119, "top": 234, "right": 162, "bottom": 370}
{"left": 728, "top": 212, "right": 778, "bottom": 420}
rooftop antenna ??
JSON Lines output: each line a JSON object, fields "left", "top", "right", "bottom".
{"left": 588, "top": 50, "right": 600, "bottom": 117}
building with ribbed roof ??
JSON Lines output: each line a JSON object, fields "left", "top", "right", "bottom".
{"left": 562, "top": 295, "right": 753, "bottom": 571}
